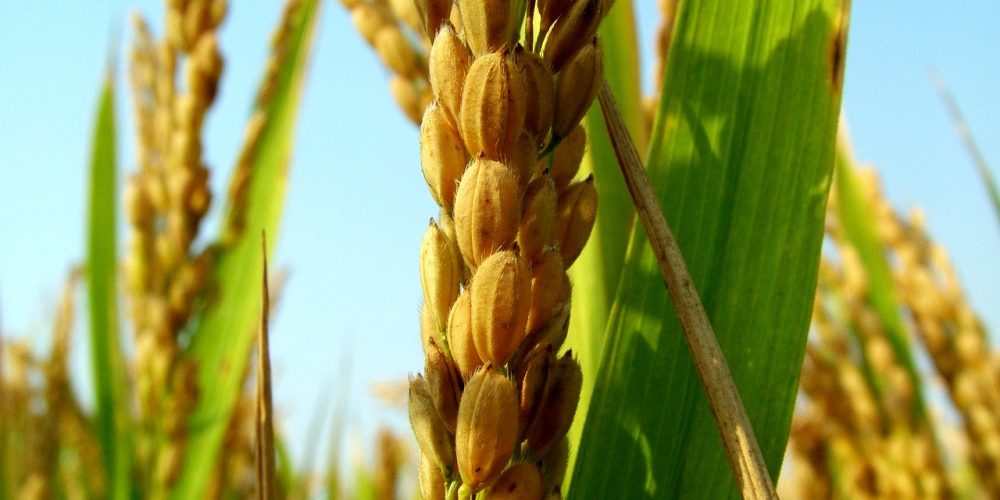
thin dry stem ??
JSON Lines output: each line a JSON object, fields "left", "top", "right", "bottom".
{"left": 597, "top": 80, "right": 777, "bottom": 500}
{"left": 255, "top": 232, "right": 276, "bottom": 499}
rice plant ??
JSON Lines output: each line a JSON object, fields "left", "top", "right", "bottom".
{"left": 2, "top": 0, "right": 997, "bottom": 499}
{"left": 2, "top": 0, "right": 320, "bottom": 497}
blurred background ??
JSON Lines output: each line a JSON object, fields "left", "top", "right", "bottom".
{"left": 0, "top": 0, "right": 997, "bottom": 472}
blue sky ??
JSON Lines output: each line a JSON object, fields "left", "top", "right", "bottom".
{"left": 1, "top": 0, "right": 997, "bottom": 474}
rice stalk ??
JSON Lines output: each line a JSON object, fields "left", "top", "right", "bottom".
{"left": 123, "top": 1, "right": 227, "bottom": 493}
{"left": 644, "top": 0, "right": 677, "bottom": 127}
{"left": 343, "top": 0, "right": 613, "bottom": 496}
{"left": 3, "top": 0, "right": 314, "bottom": 497}
{"left": 175, "top": 0, "right": 319, "bottom": 493}
{"left": 374, "top": 427, "right": 406, "bottom": 500}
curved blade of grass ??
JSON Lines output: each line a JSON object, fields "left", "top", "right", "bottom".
{"left": 569, "top": 0, "right": 849, "bottom": 498}
{"left": 172, "top": 1, "right": 322, "bottom": 497}
{"left": 930, "top": 70, "right": 1000, "bottom": 230}
{"left": 325, "top": 350, "right": 351, "bottom": 500}
{"left": 289, "top": 389, "right": 330, "bottom": 498}
{"left": 834, "top": 129, "right": 927, "bottom": 422}
{"left": 86, "top": 69, "right": 132, "bottom": 500}
{"left": 562, "top": 0, "right": 643, "bottom": 484}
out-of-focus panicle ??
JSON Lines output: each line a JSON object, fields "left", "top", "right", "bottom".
{"left": 1, "top": 270, "right": 110, "bottom": 498}
{"left": 653, "top": 0, "right": 678, "bottom": 93}
{"left": 124, "top": 1, "right": 226, "bottom": 494}
{"left": 891, "top": 198, "right": 1000, "bottom": 495}
{"left": 339, "top": 0, "right": 434, "bottom": 124}
{"left": 223, "top": 0, "right": 306, "bottom": 245}
{"left": 205, "top": 390, "right": 258, "bottom": 499}
{"left": 42, "top": 269, "right": 108, "bottom": 499}
{"left": 374, "top": 427, "right": 406, "bottom": 500}
{"left": 791, "top": 277, "right": 949, "bottom": 498}
{"left": 642, "top": 0, "right": 678, "bottom": 134}
{"left": 4, "top": 339, "right": 50, "bottom": 499}
{"left": 785, "top": 167, "right": 1000, "bottom": 499}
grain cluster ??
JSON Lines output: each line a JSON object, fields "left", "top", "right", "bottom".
{"left": 125, "top": 1, "right": 226, "bottom": 490}
{"left": 1, "top": 271, "right": 108, "bottom": 499}
{"left": 121, "top": 0, "right": 307, "bottom": 496}
{"left": 342, "top": 0, "right": 612, "bottom": 497}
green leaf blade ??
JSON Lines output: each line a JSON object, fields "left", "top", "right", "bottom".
{"left": 86, "top": 70, "right": 132, "bottom": 500}
{"left": 171, "top": 1, "right": 322, "bottom": 497}
{"left": 569, "top": 0, "right": 847, "bottom": 498}
{"left": 566, "top": 0, "right": 643, "bottom": 379}
{"left": 834, "top": 142, "right": 927, "bottom": 420}
{"left": 562, "top": 0, "right": 643, "bottom": 484}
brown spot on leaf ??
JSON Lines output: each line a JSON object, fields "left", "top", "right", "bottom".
{"left": 828, "top": 1, "right": 850, "bottom": 93}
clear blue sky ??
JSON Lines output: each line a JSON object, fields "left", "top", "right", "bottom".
{"left": 1, "top": 1, "right": 997, "bottom": 474}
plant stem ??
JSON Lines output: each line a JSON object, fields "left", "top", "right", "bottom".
{"left": 256, "top": 232, "right": 276, "bottom": 500}
{"left": 597, "top": 80, "right": 777, "bottom": 500}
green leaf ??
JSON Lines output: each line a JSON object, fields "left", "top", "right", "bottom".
{"left": 171, "top": 1, "right": 322, "bottom": 497}
{"left": 930, "top": 71, "right": 1000, "bottom": 233}
{"left": 86, "top": 70, "right": 132, "bottom": 500}
{"left": 562, "top": 0, "right": 642, "bottom": 484}
{"left": 833, "top": 137, "right": 927, "bottom": 420}
{"left": 568, "top": 1, "right": 848, "bottom": 498}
